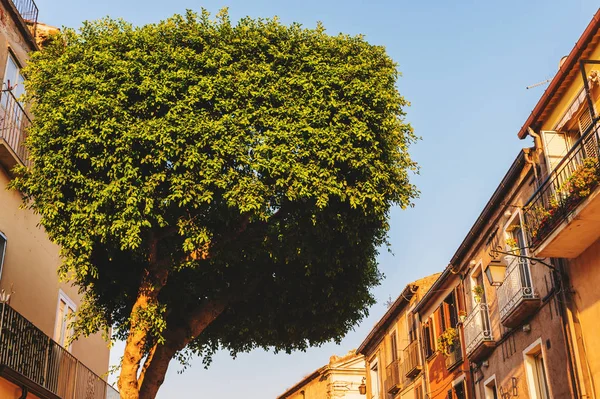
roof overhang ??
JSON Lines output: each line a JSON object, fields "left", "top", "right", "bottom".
{"left": 518, "top": 8, "right": 600, "bottom": 139}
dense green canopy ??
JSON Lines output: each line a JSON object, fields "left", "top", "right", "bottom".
{"left": 13, "top": 9, "right": 417, "bottom": 396}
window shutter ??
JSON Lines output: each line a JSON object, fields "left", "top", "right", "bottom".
{"left": 579, "top": 108, "right": 599, "bottom": 159}
{"left": 541, "top": 130, "right": 569, "bottom": 173}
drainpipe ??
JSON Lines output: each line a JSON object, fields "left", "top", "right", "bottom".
{"left": 18, "top": 386, "right": 27, "bottom": 399}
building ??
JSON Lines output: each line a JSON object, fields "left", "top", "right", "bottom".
{"left": 418, "top": 149, "right": 573, "bottom": 399}
{"left": 356, "top": 274, "right": 439, "bottom": 399}
{"left": 277, "top": 351, "right": 366, "bottom": 399}
{"left": 413, "top": 270, "right": 472, "bottom": 399}
{"left": 0, "top": 0, "right": 115, "bottom": 398}
{"left": 516, "top": 8, "right": 600, "bottom": 399}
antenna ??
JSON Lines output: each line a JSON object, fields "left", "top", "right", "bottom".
{"left": 526, "top": 78, "right": 551, "bottom": 90}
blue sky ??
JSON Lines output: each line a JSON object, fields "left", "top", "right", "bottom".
{"left": 33, "top": 0, "right": 598, "bottom": 397}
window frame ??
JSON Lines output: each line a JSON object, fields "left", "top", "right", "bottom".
{"left": 483, "top": 375, "right": 499, "bottom": 399}
{"left": 54, "top": 289, "right": 76, "bottom": 351}
{"left": 0, "top": 231, "right": 6, "bottom": 281}
{"left": 523, "top": 338, "right": 552, "bottom": 399}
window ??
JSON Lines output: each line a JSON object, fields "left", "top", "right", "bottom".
{"left": 533, "top": 352, "right": 550, "bottom": 399}
{"left": 389, "top": 330, "right": 398, "bottom": 363}
{"left": 415, "top": 384, "right": 423, "bottom": 399}
{"left": 370, "top": 359, "right": 381, "bottom": 399}
{"left": 484, "top": 375, "right": 499, "bottom": 399}
{"left": 3, "top": 53, "right": 25, "bottom": 100}
{"left": 506, "top": 215, "right": 533, "bottom": 289}
{"left": 408, "top": 313, "right": 417, "bottom": 343}
{"left": 443, "top": 291, "right": 459, "bottom": 329}
{"left": 0, "top": 232, "right": 6, "bottom": 280}
{"left": 454, "top": 380, "right": 467, "bottom": 399}
{"left": 470, "top": 265, "right": 488, "bottom": 306}
{"left": 423, "top": 320, "right": 435, "bottom": 358}
{"left": 54, "top": 290, "right": 76, "bottom": 350}
{"left": 524, "top": 339, "right": 551, "bottom": 399}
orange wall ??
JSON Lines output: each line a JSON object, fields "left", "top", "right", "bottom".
{"left": 0, "top": 377, "right": 42, "bottom": 399}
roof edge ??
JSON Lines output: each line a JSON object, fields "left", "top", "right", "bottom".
{"left": 517, "top": 8, "right": 600, "bottom": 139}
{"left": 414, "top": 151, "right": 527, "bottom": 313}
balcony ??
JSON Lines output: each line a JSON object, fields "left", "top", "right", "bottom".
{"left": 524, "top": 118, "right": 600, "bottom": 258}
{"left": 444, "top": 340, "right": 463, "bottom": 370}
{"left": 384, "top": 359, "right": 402, "bottom": 395}
{"left": 497, "top": 257, "right": 540, "bottom": 328}
{"left": 0, "top": 303, "right": 118, "bottom": 399}
{"left": 0, "top": 89, "right": 31, "bottom": 172}
{"left": 463, "top": 304, "right": 494, "bottom": 363}
{"left": 402, "top": 340, "right": 421, "bottom": 379}
{"left": 8, "top": 0, "right": 38, "bottom": 37}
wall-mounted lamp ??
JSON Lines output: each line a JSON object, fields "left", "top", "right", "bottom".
{"left": 484, "top": 259, "right": 507, "bottom": 287}
{"left": 358, "top": 378, "right": 366, "bottom": 395}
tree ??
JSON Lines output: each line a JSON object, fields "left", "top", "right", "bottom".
{"left": 13, "top": 10, "right": 417, "bottom": 399}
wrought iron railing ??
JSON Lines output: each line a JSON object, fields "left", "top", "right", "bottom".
{"left": 497, "top": 257, "right": 536, "bottom": 320}
{"left": 0, "top": 89, "right": 31, "bottom": 167}
{"left": 402, "top": 340, "right": 420, "bottom": 378}
{"left": 384, "top": 358, "right": 401, "bottom": 393}
{"left": 463, "top": 303, "right": 493, "bottom": 356}
{"left": 9, "top": 0, "right": 38, "bottom": 25}
{"left": 524, "top": 118, "right": 600, "bottom": 246}
{"left": 0, "top": 303, "right": 118, "bottom": 398}
{"left": 444, "top": 339, "right": 462, "bottom": 370}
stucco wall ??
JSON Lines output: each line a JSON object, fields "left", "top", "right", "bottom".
{"left": 568, "top": 237, "right": 600, "bottom": 399}
{"left": 0, "top": 163, "right": 110, "bottom": 377}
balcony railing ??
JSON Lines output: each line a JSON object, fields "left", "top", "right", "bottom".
{"left": 524, "top": 118, "right": 600, "bottom": 247}
{"left": 497, "top": 257, "right": 539, "bottom": 327}
{"left": 444, "top": 340, "right": 462, "bottom": 370}
{"left": 464, "top": 303, "right": 493, "bottom": 359}
{"left": 0, "top": 303, "right": 118, "bottom": 399}
{"left": 384, "top": 358, "right": 401, "bottom": 394}
{"left": 402, "top": 340, "right": 421, "bottom": 378}
{"left": 9, "top": 0, "right": 38, "bottom": 26}
{"left": 0, "top": 89, "right": 31, "bottom": 168}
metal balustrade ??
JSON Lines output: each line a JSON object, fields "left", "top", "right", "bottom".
{"left": 9, "top": 0, "right": 38, "bottom": 25}
{"left": 402, "top": 340, "right": 420, "bottom": 378}
{"left": 444, "top": 340, "right": 462, "bottom": 370}
{"left": 384, "top": 358, "right": 401, "bottom": 393}
{"left": 524, "top": 118, "right": 600, "bottom": 246}
{"left": 0, "top": 89, "right": 31, "bottom": 167}
{"left": 463, "top": 303, "right": 493, "bottom": 356}
{"left": 497, "top": 257, "right": 536, "bottom": 321}
{"left": 0, "top": 303, "right": 118, "bottom": 398}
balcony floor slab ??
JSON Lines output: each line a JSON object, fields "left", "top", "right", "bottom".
{"left": 536, "top": 187, "right": 600, "bottom": 259}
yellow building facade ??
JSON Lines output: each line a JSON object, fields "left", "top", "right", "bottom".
{"left": 0, "top": 0, "right": 115, "bottom": 398}
{"left": 516, "top": 8, "right": 600, "bottom": 399}
{"left": 277, "top": 351, "right": 366, "bottom": 399}
{"left": 357, "top": 274, "right": 439, "bottom": 399}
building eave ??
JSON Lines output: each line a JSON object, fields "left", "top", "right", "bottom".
{"left": 356, "top": 284, "right": 415, "bottom": 356}
{"left": 517, "top": 8, "right": 600, "bottom": 139}
{"left": 414, "top": 151, "right": 527, "bottom": 313}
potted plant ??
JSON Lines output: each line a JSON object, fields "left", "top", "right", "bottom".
{"left": 458, "top": 310, "right": 467, "bottom": 323}
{"left": 505, "top": 237, "right": 518, "bottom": 251}
{"left": 472, "top": 285, "right": 484, "bottom": 303}
{"left": 436, "top": 327, "right": 458, "bottom": 356}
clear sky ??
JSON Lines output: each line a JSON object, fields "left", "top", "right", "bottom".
{"left": 33, "top": 0, "right": 598, "bottom": 397}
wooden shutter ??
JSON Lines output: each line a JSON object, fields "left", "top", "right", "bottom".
{"left": 579, "top": 108, "right": 599, "bottom": 159}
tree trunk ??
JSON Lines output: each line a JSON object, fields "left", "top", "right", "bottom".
{"left": 136, "top": 301, "right": 227, "bottom": 399}
{"left": 118, "top": 237, "right": 169, "bottom": 399}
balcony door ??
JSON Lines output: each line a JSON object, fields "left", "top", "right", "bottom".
{"left": 54, "top": 290, "right": 76, "bottom": 351}
{"left": 509, "top": 224, "right": 532, "bottom": 290}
